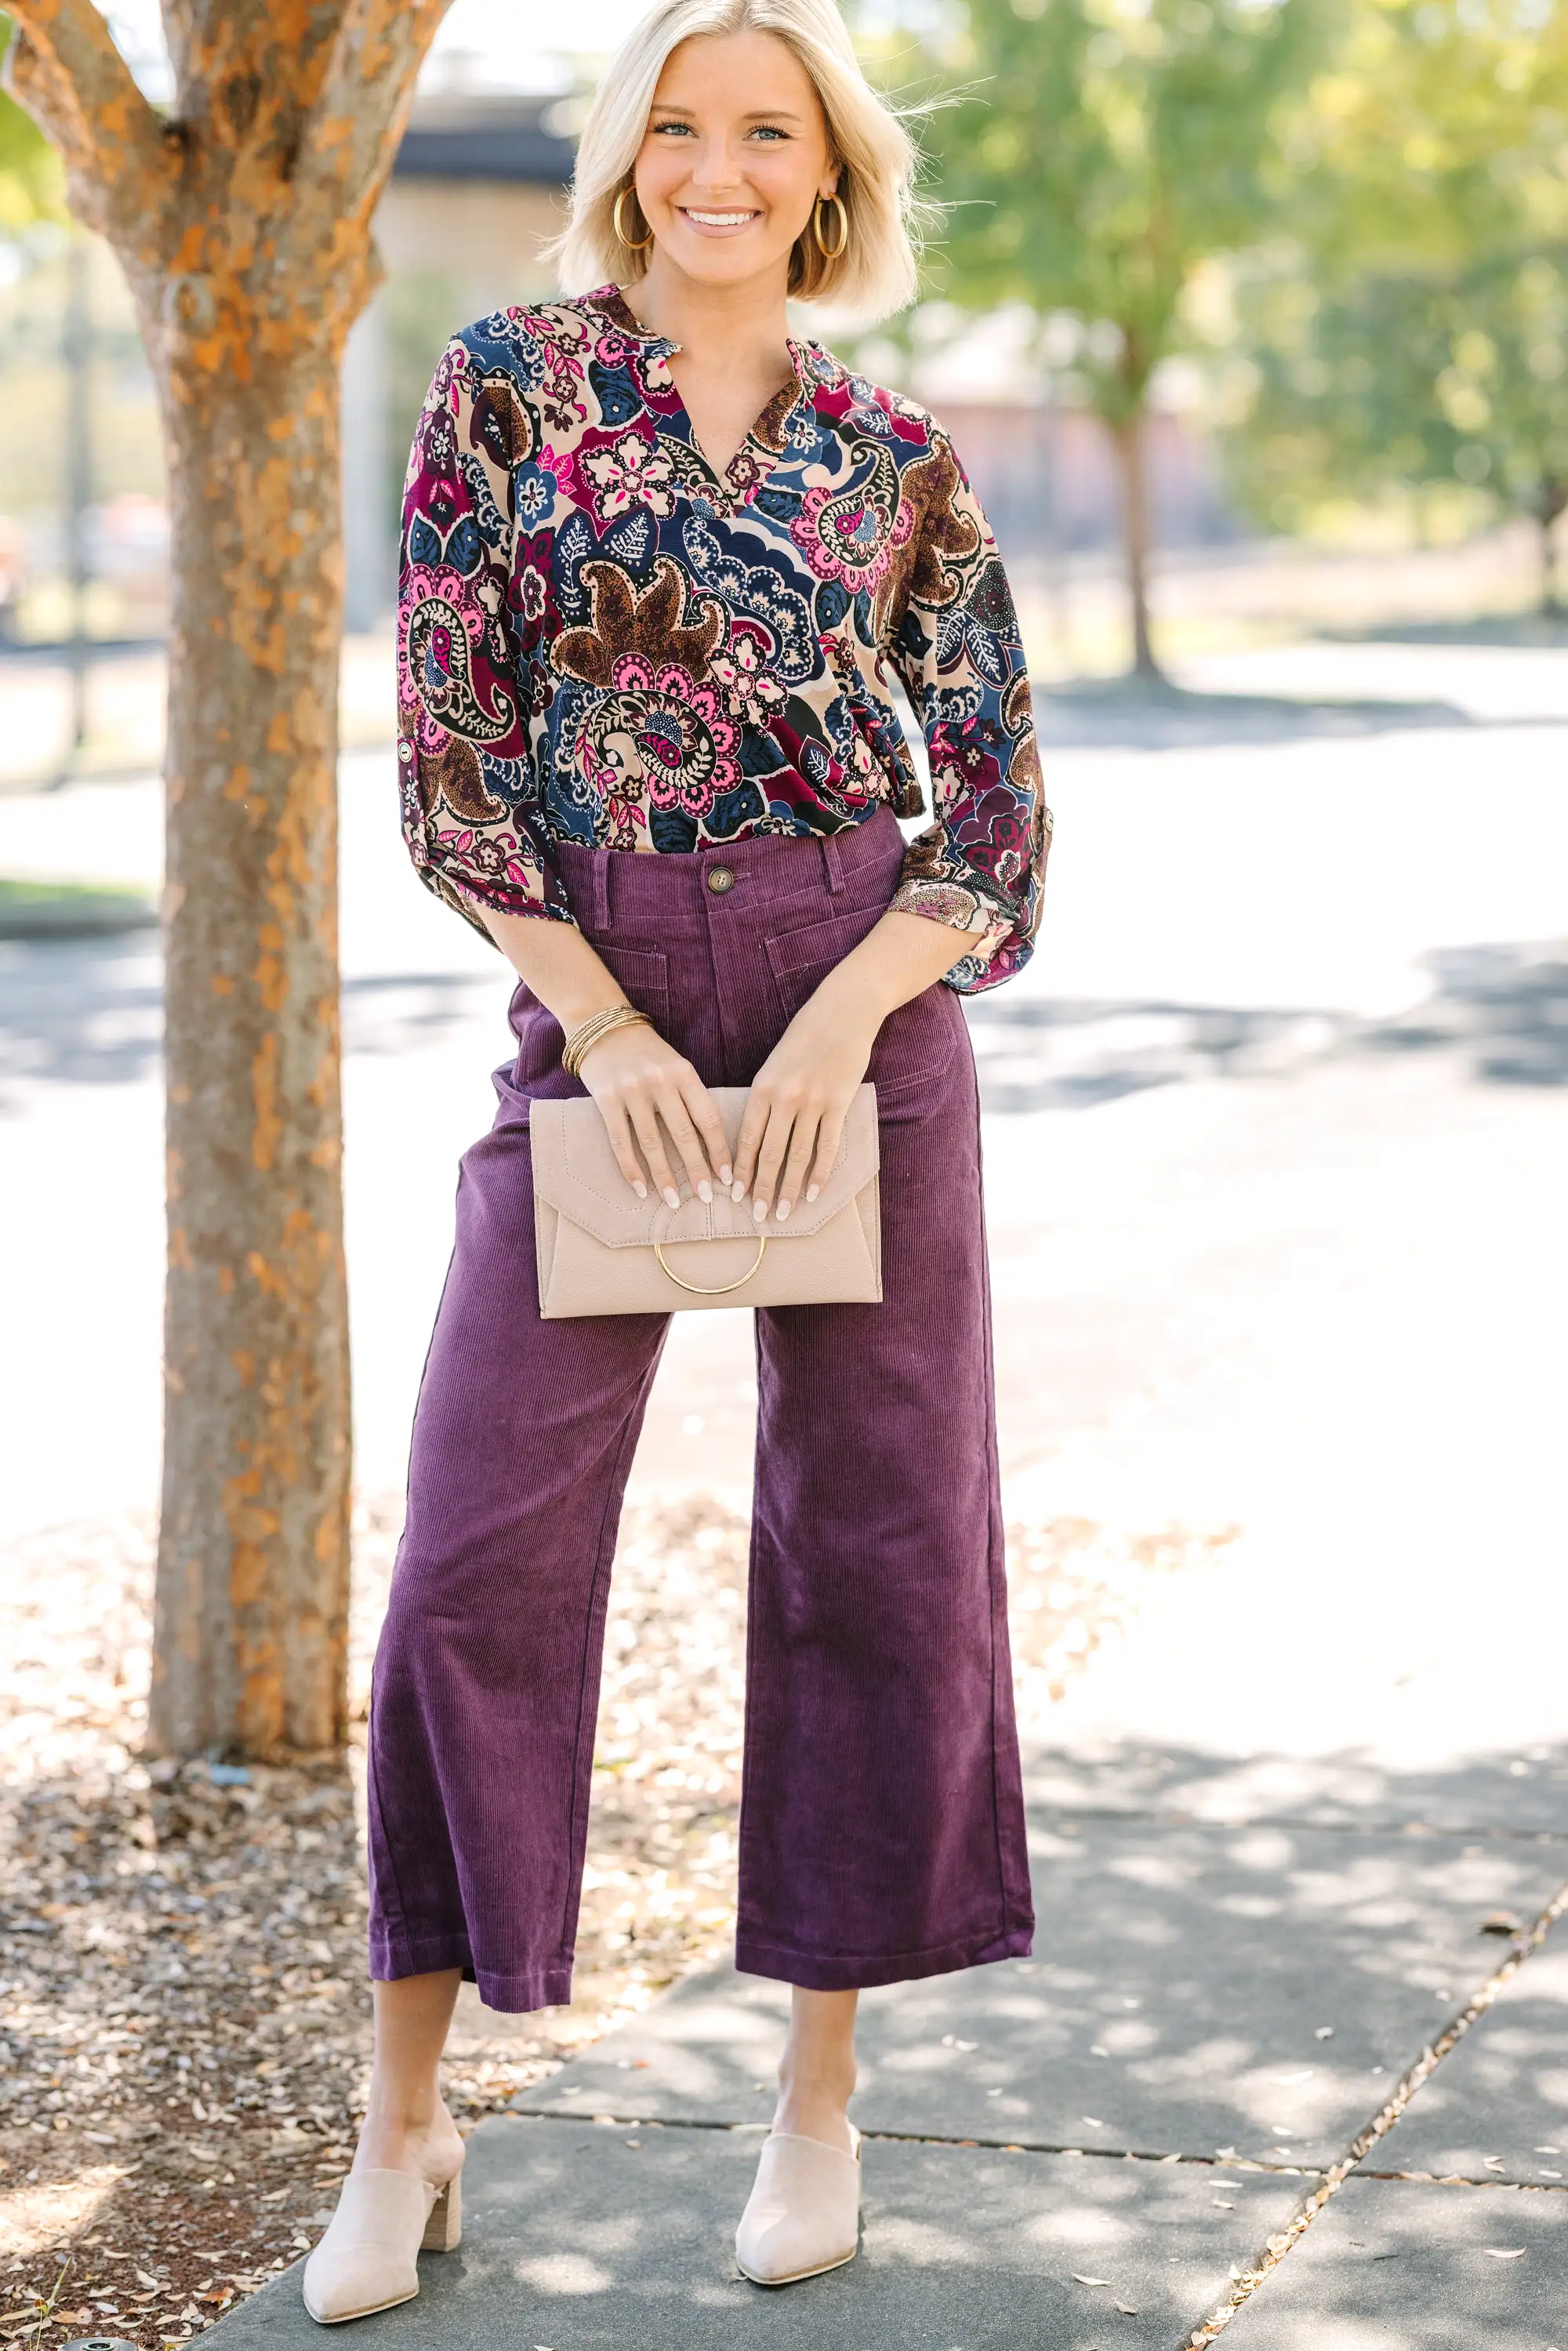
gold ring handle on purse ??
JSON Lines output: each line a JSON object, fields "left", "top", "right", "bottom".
{"left": 652, "top": 1233, "right": 768, "bottom": 1295}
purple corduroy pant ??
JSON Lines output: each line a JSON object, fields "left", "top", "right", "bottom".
{"left": 366, "top": 808, "right": 1034, "bottom": 2011}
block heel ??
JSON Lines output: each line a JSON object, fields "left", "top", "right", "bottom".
{"left": 421, "top": 2170, "right": 461, "bottom": 2251}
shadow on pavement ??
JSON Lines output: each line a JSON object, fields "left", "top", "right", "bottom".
{"left": 5, "top": 931, "right": 1564, "bottom": 1116}
{"left": 0, "top": 935, "right": 497, "bottom": 1098}
{"left": 1370, "top": 1942, "right": 1568, "bottom": 2185}
{"left": 1319, "top": 612, "right": 1568, "bottom": 650}
{"left": 213, "top": 2121, "right": 1306, "bottom": 2351}
{"left": 1218, "top": 2172, "right": 1568, "bottom": 2350}
{"left": 513, "top": 1801, "right": 1568, "bottom": 2175}
{"left": 0, "top": 931, "right": 164, "bottom": 1095}
{"left": 1022, "top": 1733, "right": 1568, "bottom": 1840}
{"left": 1033, "top": 680, "right": 1480, "bottom": 749}
{"left": 967, "top": 939, "right": 1568, "bottom": 1112}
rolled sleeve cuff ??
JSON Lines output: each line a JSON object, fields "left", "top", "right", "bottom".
{"left": 887, "top": 873, "right": 1010, "bottom": 959}
{"left": 406, "top": 835, "right": 575, "bottom": 945}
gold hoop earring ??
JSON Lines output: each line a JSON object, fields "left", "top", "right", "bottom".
{"left": 613, "top": 187, "right": 654, "bottom": 252}
{"left": 812, "top": 191, "right": 848, "bottom": 261}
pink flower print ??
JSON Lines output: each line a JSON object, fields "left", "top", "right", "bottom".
{"left": 575, "top": 426, "right": 677, "bottom": 524}
{"left": 710, "top": 624, "right": 789, "bottom": 726}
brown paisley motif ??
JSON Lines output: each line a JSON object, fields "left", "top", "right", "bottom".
{"left": 1008, "top": 723, "right": 1044, "bottom": 808}
{"left": 419, "top": 735, "right": 507, "bottom": 826}
{"left": 554, "top": 554, "right": 724, "bottom": 688}
{"left": 471, "top": 370, "right": 537, "bottom": 470}
{"left": 748, "top": 376, "right": 803, "bottom": 457}
{"left": 902, "top": 437, "right": 983, "bottom": 612}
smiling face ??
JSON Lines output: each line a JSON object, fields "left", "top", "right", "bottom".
{"left": 631, "top": 28, "right": 839, "bottom": 292}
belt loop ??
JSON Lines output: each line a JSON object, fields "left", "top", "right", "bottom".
{"left": 593, "top": 851, "right": 610, "bottom": 931}
{"left": 822, "top": 833, "right": 846, "bottom": 894}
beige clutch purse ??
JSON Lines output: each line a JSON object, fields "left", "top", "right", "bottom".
{"left": 530, "top": 1084, "right": 882, "bottom": 1318}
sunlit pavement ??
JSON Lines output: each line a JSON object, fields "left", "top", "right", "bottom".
{"left": 5, "top": 637, "right": 1568, "bottom": 2342}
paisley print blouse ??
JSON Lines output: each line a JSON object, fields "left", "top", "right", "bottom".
{"left": 397, "top": 285, "right": 1051, "bottom": 992}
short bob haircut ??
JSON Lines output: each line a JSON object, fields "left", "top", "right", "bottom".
{"left": 549, "top": 0, "right": 924, "bottom": 321}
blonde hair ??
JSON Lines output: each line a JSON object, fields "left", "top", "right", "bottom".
{"left": 550, "top": 0, "right": 925, "bottom": 320}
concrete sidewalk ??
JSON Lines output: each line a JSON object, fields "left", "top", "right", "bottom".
{"left": 211, "top": 1731, "right": 1568, "bottom": 2349}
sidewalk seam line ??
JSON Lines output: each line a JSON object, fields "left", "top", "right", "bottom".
{"left": 1174, "top": 1868, "right": 1568, "bottom": 2349}
{"left": 1029, "top": 1803, "right": 1568, "bottom": 1847}
{"left": 505, "top": 2107, "right": 1329, "bottom": 2171}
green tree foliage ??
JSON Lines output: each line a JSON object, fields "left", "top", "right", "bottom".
{"left": 922, "top": 0, "right": 1326, "bottom": 671}
{"left": 1229, "top": 0, "right": 1568, "bottom": 607}
{"left": 0, "top": 16, "right": 63, "bottom": 227}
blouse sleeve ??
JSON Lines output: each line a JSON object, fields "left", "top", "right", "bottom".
{"left": 887, "top": 425, "right": 1051, "bottom": 993}
{"left": 397, "top": 335, "right": 573, "bottom": 941}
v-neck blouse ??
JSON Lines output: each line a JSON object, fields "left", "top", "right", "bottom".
{"left": 397, "top": 285, "right": 1051, "bottom": 992}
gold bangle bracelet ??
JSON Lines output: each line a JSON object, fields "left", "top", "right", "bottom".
{"left": 562, "top": 1004, "right": 652, "bottom": 1077}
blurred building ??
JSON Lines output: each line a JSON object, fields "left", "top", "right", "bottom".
{"left": 935, "top": 403, "right": 1235, "bottom": 575}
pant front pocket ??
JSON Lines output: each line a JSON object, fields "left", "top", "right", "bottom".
{"left": 764, "top": 905, "right": 962, "bottom": 1099}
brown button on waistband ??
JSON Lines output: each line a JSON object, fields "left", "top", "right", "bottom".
{"left": 706, "top": 864, "right": 736, "bottom": 894}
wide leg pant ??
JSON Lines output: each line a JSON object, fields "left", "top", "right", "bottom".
{"left": 366, "top": 807, "right": 1034, "bottom": 2011}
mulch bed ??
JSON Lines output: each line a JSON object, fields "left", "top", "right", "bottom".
{"left": 1, "top": 1497, "right": 1233, "bottom": 2337}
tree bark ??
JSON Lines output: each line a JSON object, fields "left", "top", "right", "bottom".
{"left": 148, "top": 336, "right": 352, "bottom": 1757}
{"left": 5, "top": 0, "right": 451, "bottom": 1758}
{"left": 1111, "top": 408, "right": 1162, "bottom": 679}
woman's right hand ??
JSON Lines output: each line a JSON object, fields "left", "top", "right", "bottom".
{"left": 579, "top": 1021, "right": 733, "bottom": 1207}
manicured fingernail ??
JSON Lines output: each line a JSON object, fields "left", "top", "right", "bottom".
{"left": 775, "top": 1199, "right": 791, "bottom": 1221}
{"left": 731, "top": 1182, "right": 746, "bottom": 1203}
{"left": 753, "top": 1199, "right": 768, "bottom": 1223}
{"left": 663, "top": 1187, "right": 680, "bottom": 1209}
{"left": 805, "top": 1184, "right": 820, "bottom": 1203}
{"left": 720, "top": 1164, "right": 733, "bottom": 1185}
{"left": 698, "top": 1181, "right": 713, "bottom": 1203}
{"left": 632, "top": 1180, "right": 647, "bottom": 1198}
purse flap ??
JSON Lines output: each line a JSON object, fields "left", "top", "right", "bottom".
{"left": 530, "top": 1084, "right": 879, "bottom": 1249}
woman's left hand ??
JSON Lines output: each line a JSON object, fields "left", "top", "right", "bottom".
{"left": 730, "top": 987, "right": 879, "bottom": 1223}
{"left": 731, "top": 905, "right": 972, "bottom": 1221}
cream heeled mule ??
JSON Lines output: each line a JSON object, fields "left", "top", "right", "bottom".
{"left": 302, "top": 2166, "right": 462, "bottom": 2324}
{"left": 735, "top": 2126, "right": 862, "bottom": 2286}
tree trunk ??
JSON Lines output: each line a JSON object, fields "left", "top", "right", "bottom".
{"left": 147, "top": 333, "right": 351, "bottom": 1758}
{"left": 1111, "top": 408, "right": 1161, "bottom": 679}
{"left": 1539, "top": 481, "right": 1566, "bottom": 618}
{"left": 5, "top": 0, "right": 452, "bottom": 1761}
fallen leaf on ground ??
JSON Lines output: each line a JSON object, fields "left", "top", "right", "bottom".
{"left": 1482, "top": 2248, "right": 1526, "bottom": 2259}
{"left": 1072, "top": 2274, "right": 1113, "bottom": 2287}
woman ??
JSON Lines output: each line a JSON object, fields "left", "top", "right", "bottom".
{"left": 305, "top": 0, "right": 1050, "bottom": 2319}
